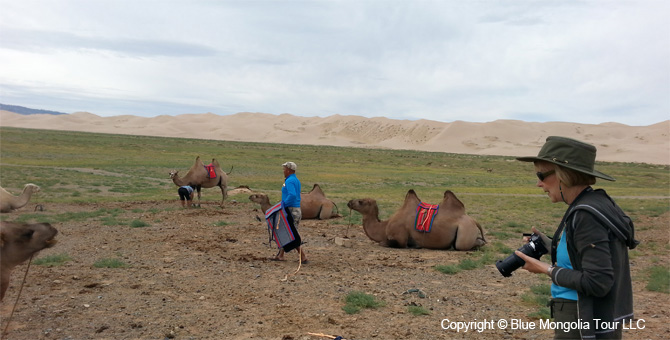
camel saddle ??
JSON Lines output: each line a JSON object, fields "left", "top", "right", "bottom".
{"left": 204, "top": 164, "right": 217, "bottom": 179}
{"left": 415, "top": 202, "right": 439, "bottom": 233}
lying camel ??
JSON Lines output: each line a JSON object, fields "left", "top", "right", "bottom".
{"left": 169, "top": 156, "right": 232, "bottom": 207}
{"left": 1, "top": 221, "right": 58, "bottom": 301}
{"left": 0, "top": 184, "right": 41, "bottom": 213}
{"left": 300, "top": 184, "right": 342, "bottom": 219}
{"left": 249, "top": 184, "right": 341, "bottom": 220}
{"left": 347, "top": 189, "right": 486, "bottom": 250}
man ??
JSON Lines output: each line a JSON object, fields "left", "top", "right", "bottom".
{"left": 274, "top": 161, "right": 308, "bottom": 262}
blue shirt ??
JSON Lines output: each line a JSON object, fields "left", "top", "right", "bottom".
{"left": 180, "top": 186, "right": 194, "bottom": 194}
{"left": 282, "top": 173, "right": 301, "bottom": 208}
{"left": 552, "top": 229, "right": 579, "bottom": 300}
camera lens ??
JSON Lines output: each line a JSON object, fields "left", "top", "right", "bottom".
{"left": 495, "top": 234, "right": 549, "bottom": 277}
{"left": 495, "top": 253, "right": 526, "bottom": 277}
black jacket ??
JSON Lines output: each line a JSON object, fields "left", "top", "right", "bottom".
{"left": 549, "top": 187, "right": 637, "bottom": 339}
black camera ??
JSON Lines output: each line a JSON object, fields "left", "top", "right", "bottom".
{"left": 496, "top": 233, "right": 549, "bottom": 277}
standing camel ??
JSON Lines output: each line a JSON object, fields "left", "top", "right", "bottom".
{"left": 0, "top": 184, "right": 41, "bottom": 213}
{"left": 169, "top": 156, "right": 232, "bottom": 207}
{"left": 347, "top": 189, "right": 486, "bottom": 250}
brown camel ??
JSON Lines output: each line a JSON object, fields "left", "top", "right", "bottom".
{"left": 169, "top": 156, "right": 232, "bottom": 207}
{"left": 248, "top": 184, "right": 341, "bottom": 220}
{"left": 1, "top": 221, "right": 58, "bottom": 301}
{"left": 300, "top": 184, "right": 342, "bottom": 219}
{"left": 347, "top": 189, "right": 486, "bottom": 250}
{"left": 249, "top": 193, "right": 274, "bottom": 212}
{"left": 0, "top": 184, "right": 41, "bottom": 213}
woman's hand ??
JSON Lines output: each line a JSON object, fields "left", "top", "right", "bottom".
{"left": 524, "top": 227, "right": 551, "bottom": 249}
{"left": 515, "top": 250, "right": 552, "bottom": 275}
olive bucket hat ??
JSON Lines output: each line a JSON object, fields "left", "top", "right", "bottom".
{"left": 517, "top": 136, "right": 615, "bottom": 181}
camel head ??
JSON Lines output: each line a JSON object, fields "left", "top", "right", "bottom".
{"left": 0, "top": 222, "right": 58, "bottom": 266}
{"left": 347, "top": 198, "right": 380, "bottom": 219}
{"left": 25, "top": 183, "right": 41, "bottom": 194}
{"left": 169, "top": 170, "right": 179, "bottom": 179}
{"left": 0, "top": 222, "right": 58, "bottom": 301}
{"left": 249, "top": 193, "right": 270, "bottom": 206}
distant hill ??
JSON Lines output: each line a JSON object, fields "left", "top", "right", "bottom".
{"left": 0, "top": 104, "right": 68, "bottom": 115}
{"left": 1, "top": 110, "right": 668, "bottom": 164}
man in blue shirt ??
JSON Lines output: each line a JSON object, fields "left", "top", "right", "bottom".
{"left": 274, "top": 162, "right": 308, "bottom": 262}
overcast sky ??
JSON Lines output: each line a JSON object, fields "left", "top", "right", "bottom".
{"left": 1, "top": 0, "right": 668, "bottom": 126}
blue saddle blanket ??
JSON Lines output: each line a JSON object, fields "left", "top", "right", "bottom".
{"left": 265, "top": 202, "right": 301, "bottom": 252}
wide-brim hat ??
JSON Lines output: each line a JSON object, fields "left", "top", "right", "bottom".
{"left": 517, "top": 136, "right": 615, "bottom": 181}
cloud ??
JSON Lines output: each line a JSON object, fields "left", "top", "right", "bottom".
{"left": 0, "top": 28, "right": 218, "bottom": 57}
{"left": 0, "top": 0, "right": 668, "bottom": 125}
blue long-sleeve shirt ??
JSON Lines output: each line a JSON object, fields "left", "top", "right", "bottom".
{"left": 282, "top": 173, "right": 301, "bottom": 208}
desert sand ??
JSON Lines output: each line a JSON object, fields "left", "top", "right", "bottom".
{"left": 1, "top": 110, "right": 668, "bottom": 165}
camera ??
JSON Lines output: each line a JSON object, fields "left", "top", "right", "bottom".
{"left": 496, "top": 233, "right": 549, "bottom": 277}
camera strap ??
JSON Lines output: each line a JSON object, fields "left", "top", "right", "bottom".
{"left": 551, "top": 187, "right": 593, "bottom": 264}
{"left": 550, "top": 222, "right": 565, "bottom": 265}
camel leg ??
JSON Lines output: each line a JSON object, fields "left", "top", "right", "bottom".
{"left": 196, "top": 186, "right": 202, "bottom": 207}
{"left": 219, "top": 185, "right": 226, "bottom": 207}
{"left": 453, "top": 224, "right": 481, "bottom": 251}
{"left": 386, "top": 225, "right": 408, "bottom": 248}
{"left": 1, "top": 271, "right": 10, "bottom": 301}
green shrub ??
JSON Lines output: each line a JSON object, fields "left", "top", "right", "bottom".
{"left": 457, "top": 258, "right": 480, "bottom": 270}
{"left": 130, "top": 220, "right": 149, "bottom": 228}
{"left": 33, "top": 253, "right": 71, "bottom": 267}
{"left": 408, "top": 306, "right": 430, "bottom": 316}
{"left": 434, "top": 264, "right": 461, "bottom": 275}
{"left": 342, "top": 291, "right": 385, "bottom": 314}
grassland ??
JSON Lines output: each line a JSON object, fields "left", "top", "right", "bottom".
{"left": 1, "top": 126, "right": 668, "bottom": 225}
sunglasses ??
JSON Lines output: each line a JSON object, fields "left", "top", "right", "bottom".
{"left": 536, "top": 169, "right": 556, "bottom": 181}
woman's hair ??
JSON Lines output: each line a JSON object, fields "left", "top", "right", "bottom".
{"left": 535, "top": 161, "right": 596, "bottom": 187}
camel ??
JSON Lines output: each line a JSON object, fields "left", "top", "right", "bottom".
{"left": 248, "top": 184, "right": 341, "bottom": 220}
{"left": 347, "top": 189, "right": 486, "bottom": 250}
{"left": 1, "top": 221, "right": 58, "bottom": 301}
{"left": 169, "top": 156, "right": 232, "bottom": 207}
{"left": 0, "top": 184, "right": 41, "bottom": 213}
{"left": 300, "top": 184, "right": 342, "bottom": 219}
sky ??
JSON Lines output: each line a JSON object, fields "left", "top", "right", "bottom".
{"left": 0, "top": 0, "right": 668, "bottom": 126}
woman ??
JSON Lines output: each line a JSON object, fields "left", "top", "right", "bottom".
{"left": 515, "top": 136, "right": 637, "bottom": 340}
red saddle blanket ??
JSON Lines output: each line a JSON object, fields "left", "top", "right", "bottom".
{"left": 415, "top": 202, "right": 439, "bottom": 232}
{"left": 204, "top": 164, "right": 217, "bottom": 179}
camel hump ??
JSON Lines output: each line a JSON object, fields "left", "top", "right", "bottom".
{"left": 211, "top": 158, "right": 221, "bottom": 167}
{"left": 194, "top": 156, "right": 204, "bottom": 166}
{"left": 442, "top": 190, "right": 465, "bottom": 211}
{"left": 403, "top": 189, "right": 421, "bottom": 205}
{"left": 309, "top": 183, "right": 325, "bottom": 196}
{"left": 406, "top": 189, "right": 419, "bottom": 199}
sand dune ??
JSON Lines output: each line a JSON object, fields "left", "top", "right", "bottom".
{"left": 1, "top": 110, "right": 668, "bottom": 165}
